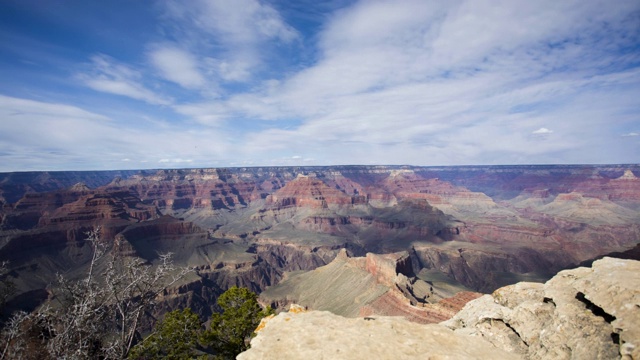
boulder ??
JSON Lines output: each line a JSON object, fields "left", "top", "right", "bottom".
{"left": 443, "top": 257, "right": 640, "bottom": 359}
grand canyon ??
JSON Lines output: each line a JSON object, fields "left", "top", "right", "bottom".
{"left": 1, "top": 164, "right": 639, "bottom": 358}
{"left": 2, "top": 165, "right": 639, "bottom": 309}
{"left": 3, "top": 0, "right": 639, "bottom": 358}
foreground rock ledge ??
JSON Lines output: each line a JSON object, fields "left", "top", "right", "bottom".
{"left": 238, "top": 309, "right": 518, "bottom": 360}
{"left": 239, "top": 257, "right": 639, "bottom": 359}
{"left": 443, "top": 256, "right": 640, "bottom": 359}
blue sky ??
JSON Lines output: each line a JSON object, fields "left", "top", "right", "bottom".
{"left": 0, "top": 0, "right": 639, "bottom": 171}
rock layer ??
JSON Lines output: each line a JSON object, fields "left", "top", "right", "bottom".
{"left": 260, "top": 249, "right": 481, "bottom": 324}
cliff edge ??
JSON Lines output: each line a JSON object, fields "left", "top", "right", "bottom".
{"left": 238, "top": 306, "right": 518, "bottom": 360}
{"left": 444, "top": 256, "right": 639, "bottom": 359}
{"left": 240, "top": 257, "right": 639, "bottom": 359}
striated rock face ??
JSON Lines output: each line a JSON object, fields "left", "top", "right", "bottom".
{"left": 443, "top": 257, "right": 640, "bottom": 359}
{"left": 364, "top": 251, "right": 414, "bottom": 286}
{"left": 0, "top": 170, "right": 138, "bottom": 203}
{"left": 238, "top": 307, "right": 519, "bottom": 360}
{"left": 0, "top": 188, "right": 161, "bottom": 264}
{"left": 412, "top": 245, "right": 563, "bottom": 292}
{"left": 260, "top": 249, "right": 481, "bottom": 324}
{"left": 265, "top": 174, "right": 356, "bottom": 209}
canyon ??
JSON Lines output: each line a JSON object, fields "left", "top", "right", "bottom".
{"left": 1, "top": 165, "right": 639, "bottom": 326}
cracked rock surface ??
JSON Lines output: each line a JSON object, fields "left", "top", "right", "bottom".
{"left": 238, "top": 307, "right": 519, "bottom": 360}
{"left": 442, "top": 257, "right": 640, "bottom": 359}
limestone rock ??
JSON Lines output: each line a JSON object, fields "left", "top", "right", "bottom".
{"left": 443, "top": 257, "right": 640, "bottom": 359}
{"left": 238, "top": 308, "right": 519, "bottom": 360}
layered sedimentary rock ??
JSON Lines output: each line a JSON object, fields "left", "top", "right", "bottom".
{"left": 1, "top": 164, "right": 639, "bottom": 322}
{"left": 260, "top": 249, "right": 481, "bottom": 324}
{"left": 0, "top": 170, "right": 138, "bottom": 203}
{"left": 0, "top": 187, "right": 161, "bottom": 266}
{"left": 265, "top": 174, "right": 358, "bottom": 209}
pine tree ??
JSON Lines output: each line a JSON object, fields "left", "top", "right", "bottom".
{"left": 202, "top": 286, "right": 273, "bottom": 359}
{"left": 129, "top": 308, "right": 202, "bottom": 360}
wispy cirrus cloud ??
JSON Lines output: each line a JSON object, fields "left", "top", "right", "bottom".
{"left": 160, "top": 0, "right": 300, "bottom": 83}
{"left": 181, "top": 0, "right": 640, "bottom": 165}
{"left": 78, "top": 54, "right": 171, "bottom": 105}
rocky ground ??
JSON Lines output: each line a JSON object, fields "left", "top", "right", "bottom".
{"left": 239, "top": 307, "right": 518, "bottom": 360}
{"left": 240, "top": 257, "right": 640, "bottom": 359}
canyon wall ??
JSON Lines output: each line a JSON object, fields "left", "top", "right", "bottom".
{"left": 1, "top": 164, "right": 638, "bottom": 323}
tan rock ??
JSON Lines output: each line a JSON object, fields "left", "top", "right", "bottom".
{"left": 238, "top": 309, "right": 519, "bottom": 360}
{"left": 444, "top": 257, "right": 640, "bottom": 359}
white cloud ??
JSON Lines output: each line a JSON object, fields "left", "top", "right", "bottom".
{"left": 184, "top": 0, "right": 640, "bottom": 165}
{"left": 203, "top": 57, "right": 253, "bottom": 83}
{"left": 160, "top": 0, "right": 299, "bottom": 83}
{"left": 3, "top": 0, "right": 640, "bottom": 170}
{"left": 163, "top": 0, "right": 299, "bottom": 44}
{"left": 158, "top": 158, "right": 194, "bottom": 163}
{"left": 0, "top": 95, "right": 231, "bottom": 171}
{"left": 149, "top": 45, "right": 205, "bottom": 89}
{"left": 79, "top": 55, "right": 171, "bottom": 105}
{"left": 532, "top": 128, "right": 554, "bottom": 135}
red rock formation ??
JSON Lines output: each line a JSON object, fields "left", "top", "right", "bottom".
{"left": 573, "top": 169, "right": 640, "bottom": 203}
{"left": 109, "top": 168, "right": 263, "bottom": 213}
{"left": 40, "top": 190, "right": 158, "bottom": 226}
{"left": 265, "top": 174, "right": 354, "bottom": 209}
{"left": 359, "top": 289, "right": 482, "bottom": 324}
{"left": 365, "top": 252, "right": 414, "bottom": 286}
{"left": 261, "top": 249, "right": 482, "bottom": 324}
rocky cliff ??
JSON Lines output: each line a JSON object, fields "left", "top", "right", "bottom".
{"left": 260, "top": 249, "right": 481, "bottom": 324}
{"left": 240, "top": 257, "right": 640, "bottom": 360}
{"left": 238, "top": 306, "right": 518, "bottom": 360}
{"left": 443, "top": 257, "right": 639, "bottom": 359}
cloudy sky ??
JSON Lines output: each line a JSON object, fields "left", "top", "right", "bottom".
{"left": 1, "top": 0, "right": 639, "bottom": 171}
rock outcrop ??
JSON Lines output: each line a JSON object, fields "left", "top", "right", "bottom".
{"left": 443, "top": 257, "right": 640, "bottom": 359}
{"left": 260, "top": 249, "right": 481, "bottom": 324}
{"left": 238, "top": 307, "right": 518, "bottom": 360}
{"left": 243, "top": 257, "right": 639, "bottom": 360}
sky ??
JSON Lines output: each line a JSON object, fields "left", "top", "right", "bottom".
{"left": 0, "top": 0, "right": 639, "bottom": 172}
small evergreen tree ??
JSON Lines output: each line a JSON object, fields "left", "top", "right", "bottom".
{"left": 202, "top": 286, "right": 273, "bottom": 359}
{"left": 129, "top": 308, "right": 202, "bottom": 360}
